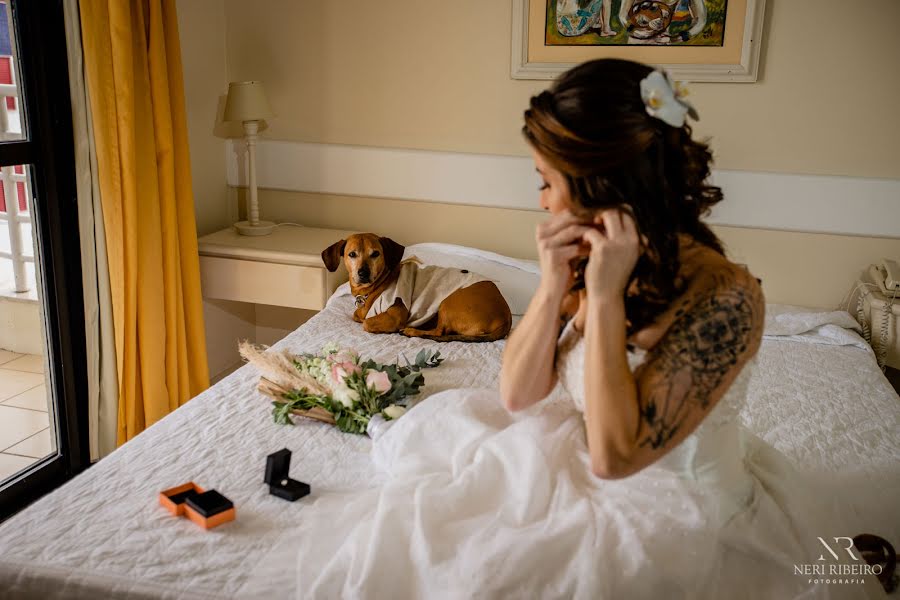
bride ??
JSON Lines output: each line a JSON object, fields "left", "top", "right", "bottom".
{"left": 290, "top": 60, "right": 885, "bottom": 599}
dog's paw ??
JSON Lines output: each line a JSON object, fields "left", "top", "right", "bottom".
{"left": 364, "top": 318, "right": 400, "bottom": 334}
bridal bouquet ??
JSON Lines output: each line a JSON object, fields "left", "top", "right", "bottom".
{"left": 239, "top": 341, "right": 443, "bottom": 435}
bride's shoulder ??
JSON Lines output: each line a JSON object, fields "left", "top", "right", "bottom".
{"left": 629, "top": 249, "right": 764, "bottom": 353}
{"left": 671, "top": 256, "right": 766, "bottom": 354}
{"left": 674, "top": 234, "right": 762, "bottom": 302}
{"left": 682, "top": 255, "right": 764, "bottom": 314}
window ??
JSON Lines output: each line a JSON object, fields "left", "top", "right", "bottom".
{"left": 0, "top": 0, "right": 89, "bottom": 521}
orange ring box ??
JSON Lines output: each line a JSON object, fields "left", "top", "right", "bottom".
{"left": 159, "top": 482, "right": 204, "bottom": 516}
{"left": 159, "top": 482, "right": 236, "bottom": 529}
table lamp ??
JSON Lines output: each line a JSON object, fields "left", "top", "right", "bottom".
{"left": 224, "top": 80, "right": 275, "bottom": 236}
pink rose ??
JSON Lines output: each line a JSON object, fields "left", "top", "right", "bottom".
{"left": 331, "top": 362, "right": 361, "bottom": 385}
{"left": 343, "top": 362, "right": 362, "bottom": 375}
{"left": 365, "top": 370, "right": 392, "bottom": 394}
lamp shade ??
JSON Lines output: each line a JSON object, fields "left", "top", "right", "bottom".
{"left": 223, "top": 81, "right": 273, "bottom": 122}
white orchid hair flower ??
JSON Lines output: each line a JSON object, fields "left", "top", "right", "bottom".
{"left": 639, "top": 70, "right": 699, "bottom": 128}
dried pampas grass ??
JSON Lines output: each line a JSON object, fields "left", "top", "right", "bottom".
{"left": 238, "top": 341, "right": 330, "bottom": 396}
{"left": 239, "top": 341, "right": 337, "bottom": 425}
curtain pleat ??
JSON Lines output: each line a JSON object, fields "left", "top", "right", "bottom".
{"left": 63, "top": 0, "right": 118, "bottom": 459}
{"left": 78, "top": 0, "right": 210, "bottom": 445}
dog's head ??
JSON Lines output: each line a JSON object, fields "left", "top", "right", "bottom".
{"left": 321, "top": 233, "right": 405, "bottom": 287}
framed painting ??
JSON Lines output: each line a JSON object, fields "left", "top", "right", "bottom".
{"left": 511, "top": 0, "right": 766, "bottom": 82}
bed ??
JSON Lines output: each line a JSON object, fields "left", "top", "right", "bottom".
{"left": 0, "top": 244, "right": 897, "bottom": 599}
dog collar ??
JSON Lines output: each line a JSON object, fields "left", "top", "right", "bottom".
{"left": 354, "top": 294, "right": 368, "bottom": 308}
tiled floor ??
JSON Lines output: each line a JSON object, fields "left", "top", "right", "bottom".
{"left": 0, "top": 349, "right": 53, "bottom": 481}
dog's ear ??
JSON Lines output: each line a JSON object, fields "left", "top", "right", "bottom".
{"left": 321, "top": 239, "right": 347, "bottom": 272}
{"left": 379, "top": 237, "right": 405, "bottom": 271}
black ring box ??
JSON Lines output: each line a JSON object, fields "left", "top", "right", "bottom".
{"left": 265, "top": 448, "right": 310, "bottom": 502}
{"left": 185, "top": 490, "right": 234, "bottom": 518}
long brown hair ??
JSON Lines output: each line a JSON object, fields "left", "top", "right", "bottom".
{"left": 523, "top": 58, "right": 725, "bottom": 336}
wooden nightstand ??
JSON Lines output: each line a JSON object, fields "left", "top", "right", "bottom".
{"left": 197, "top": 225, "right": 356, "bottom": 310}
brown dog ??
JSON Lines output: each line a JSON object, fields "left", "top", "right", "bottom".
{"left": 321, "top": 233, "right": 512, "bottom": 342}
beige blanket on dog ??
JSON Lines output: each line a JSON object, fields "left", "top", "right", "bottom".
{"left": 365, "top": 261, "right": 490, "bottom": 328}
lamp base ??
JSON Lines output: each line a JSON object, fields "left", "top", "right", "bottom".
{"left": 234, "top": 220, "right": 277, "bottom": 236}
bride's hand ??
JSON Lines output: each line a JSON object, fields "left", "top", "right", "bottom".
{"left": 581, "top": 208, "right": 641, "bottom": 301}
{"left": 535, "top": 209, "right": 592, "bottom": 301}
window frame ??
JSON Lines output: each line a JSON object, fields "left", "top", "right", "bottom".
{"left": 0, "top": 0, "right": 90, "bottom": 522}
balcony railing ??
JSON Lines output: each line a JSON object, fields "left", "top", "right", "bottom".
{"left": 0, "top": 81, "right": 32, "bottom": 293}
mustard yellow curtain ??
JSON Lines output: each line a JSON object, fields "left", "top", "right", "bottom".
{"left": 78, "top": 0, "right": 210, "bottom": 445}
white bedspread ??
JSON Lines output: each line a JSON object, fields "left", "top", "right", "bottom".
{"left": 0, "top": 298, "right": 896, "bottom": 599}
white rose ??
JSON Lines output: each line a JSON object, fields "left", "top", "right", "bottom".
{"left": 333, "top": 384, "right": 359, "bottom": 408}
{"left": 383, "top": 404, "right": 406, "bottom": 420}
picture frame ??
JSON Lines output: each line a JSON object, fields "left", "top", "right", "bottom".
{"left": 511, "top": 0, "right": 767, "bottom": 82}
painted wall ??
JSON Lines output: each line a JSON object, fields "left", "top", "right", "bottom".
{"left": 178, "top": 0, "right": 900, "bottom": 376}
{"left": 178, "top": 0, "right": 244, "bottom": 379}
{"left": 177, "top": 0, "right": 231, "bottom": 236}
{"left": 236, "top": 187, "right": 900, "bottom": 311}
{"left": 0, "top": 298, "right": 43, "bottom": 355}
{"left": 223, "top": 0, "right": 900, "bottom": 180}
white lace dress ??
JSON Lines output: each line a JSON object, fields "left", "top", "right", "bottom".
{"left": 287, "top": 321, "right": 885, "bottom": 599}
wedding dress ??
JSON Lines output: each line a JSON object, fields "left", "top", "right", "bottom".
{"left": 290, "top": 320, "right": 886, "bottom": 599}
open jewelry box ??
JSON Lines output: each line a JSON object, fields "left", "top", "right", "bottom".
{"left": 265, "top": 448, "right": 311, "bottom": 501}
{"left": 159, "top": 482, "right": 236, "bottom": 529}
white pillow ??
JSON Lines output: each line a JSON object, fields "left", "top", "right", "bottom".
{"left": 329, "top": 242, "right": 540, "bottom": 317}
{"left": 763, "top": 303, "right": 861, "bottom": 336}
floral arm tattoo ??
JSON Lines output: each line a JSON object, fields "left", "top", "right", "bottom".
{"left": 635, "top": 273, "right": 764, "bottom": 451}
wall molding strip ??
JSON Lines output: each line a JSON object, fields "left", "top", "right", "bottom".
{"left": 226, "top": 139, "right": 900, "bottom": 238}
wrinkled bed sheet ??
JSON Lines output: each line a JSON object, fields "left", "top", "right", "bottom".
{"left": 0, "top": 297, "right": 896, "bottom": 599}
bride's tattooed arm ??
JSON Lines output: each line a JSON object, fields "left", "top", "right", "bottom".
{"left": 582, "top": 266, "right": 764, "bottom": 479}
{"left": 634, "top": 269, "right": 764, "bottom": 453}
